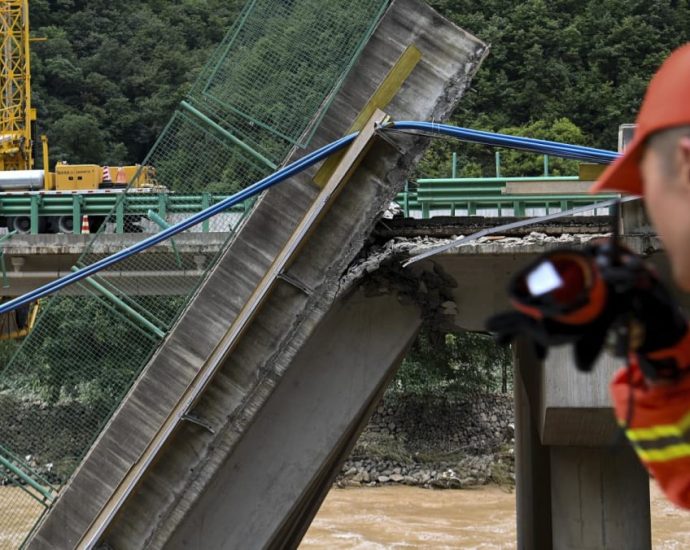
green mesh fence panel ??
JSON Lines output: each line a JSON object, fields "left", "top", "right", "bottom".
{"left": 0, "top": 0, "right": 389, "bottom": 544}
{"left": 74, "top": 109, "right": 270, "bottom": 329}
{"left": 188, "top": 0, "right": 389, "bottom": 158}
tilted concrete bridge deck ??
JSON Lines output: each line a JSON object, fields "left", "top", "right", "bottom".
{"left": 27, "top": 1, "right": 491, "bottom": 547}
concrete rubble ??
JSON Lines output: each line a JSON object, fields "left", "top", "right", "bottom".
{"left": 338, "top": 232, "right": 611, "bottom": 329}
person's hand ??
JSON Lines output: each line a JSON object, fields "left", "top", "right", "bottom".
{"left": 600, "top": 248, "right": 690, "bottom": 382}
{"left": 486, "top": 241, "right": 690, "bottom": 379}
{"left": 486, "top": 306, "right": 616, "bottom": 370}
{"left": 486, "top": 246, "right": 617, "bottom": 371}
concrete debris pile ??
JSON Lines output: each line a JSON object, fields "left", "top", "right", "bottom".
{"left": 339, "top": 232, "right": 609, "bottom": 330}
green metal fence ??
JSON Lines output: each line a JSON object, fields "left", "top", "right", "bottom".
{"left": 188, "top": 0, "right": 389, "bottom": 158}
{"left": 395, "top": 176, "right": 618, "bottom": 218}
{"left": 0, "top": 192, "right": 251, "bottom": 235}
{"left": 0, "top": 0, "right": 390, "bottom": 544}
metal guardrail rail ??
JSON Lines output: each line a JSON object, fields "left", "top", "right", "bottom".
{"left": 395, "top": 175, "right": 617, "bottom": 218}
{"left": 0, "top": 193, "right": 252, "bottom": 235}
{"left": 1, "top": 178, "right": 610, "bottom": 234}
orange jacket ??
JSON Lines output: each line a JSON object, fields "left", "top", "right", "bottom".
{"left": 610, "top": 353, "right": 690, "bottom": 509}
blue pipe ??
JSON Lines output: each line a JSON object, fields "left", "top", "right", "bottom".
{"left": 385, "top": 121, "right": 619, "bottom": 164}
{"left": 0, "top": 122, "right": 620, "bottom": 317}
{"left": 0, "top": 132, "right": 358, "bottom": 316}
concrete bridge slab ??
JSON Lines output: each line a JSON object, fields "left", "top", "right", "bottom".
{"left": 26, "top": 1, "right": 487, "bottom": 547}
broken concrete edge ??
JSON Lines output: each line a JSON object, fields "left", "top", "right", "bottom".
{"left": 337, "top": 233, "right": 665, "bottom": 333}
{"left": 0, "top": 234, "right": 227, "bottom": 257}
{"left": 342, "top": 233, "right": 664, "bottom": 283}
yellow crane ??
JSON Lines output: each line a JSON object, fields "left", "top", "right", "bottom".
{"left": 0, "top": 0, "right": 157, "bottom": 233}
{"left": 0, "top": 0, "right": 37, "bottom": 172}
{"left": 0, "top": 0, "right": 158, "bottom": 338}
{"left": 0, "top": 1, "right": 40, "bottom": 339}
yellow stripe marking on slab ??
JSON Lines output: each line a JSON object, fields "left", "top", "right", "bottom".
{"left": 313, "top": 44, "right": 422, "bottom": 188}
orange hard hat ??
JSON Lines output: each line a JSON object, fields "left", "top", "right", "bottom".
{"left": 592, "top": 43, "right": 690, "bottom": 195}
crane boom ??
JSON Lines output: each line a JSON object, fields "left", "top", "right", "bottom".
{"left": 0, "top": 0, "right": 35, "bottom": 171}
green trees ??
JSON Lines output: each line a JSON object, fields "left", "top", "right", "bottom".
{"left": 3, "top": 295, "right": 185, "bottom": 407}
{"left": 422, "top": 0, "right": 690, "bottom": 177}
{"left": 392, "top": 328, "right": 512, "bottom": 397}
{"left": 27, "top": 0, "right": 690, "bottom": 173}
{"left": 416, "top": 117, "right": 585, "bottom": 179}
{"left": 29, "top": 0, "right": 244, "bottom": 165}
{"left": 495, "top": 118, "right": 585, "bottom": 176}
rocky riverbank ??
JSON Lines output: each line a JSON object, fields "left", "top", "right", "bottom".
{"left": 0, "top": 391, "right": 516, "bottom": 490}
{"left": 336, "top": 393, "right": 515, "bottom": 489}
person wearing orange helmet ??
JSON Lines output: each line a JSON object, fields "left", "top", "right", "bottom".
{"left": 592, "top": 43, "right": 690, "bottom": 510}
{"left": 488, "top": 43, "right": 690, "bottom": 510}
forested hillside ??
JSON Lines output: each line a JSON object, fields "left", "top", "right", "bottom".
{"left": 28, "top": 0, "right": 690, "bottom": 175}
{"left": 30, "top": 0, "right": 243, "bottom": 164}
{"left": 425, "top": 0, "right": 690, "bottom": 176}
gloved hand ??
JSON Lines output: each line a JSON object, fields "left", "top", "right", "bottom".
{"left": 600, "top": 248, "right": 690, "bottom": 382}
{"left": 486, "top": 241, "right": 690, "bottom": 379}
{"left": 486, "top": 246, "right": 618, "bottom": 371}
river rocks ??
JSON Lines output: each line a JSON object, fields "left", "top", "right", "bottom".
{"left": 353, "top": 470, "right": 369, "bottom": 483}
{"left": 336, "top": 394, "right": 515, "bottom": 490}
{"left": 337, "top": 455, "right": 499, "bottom": 489}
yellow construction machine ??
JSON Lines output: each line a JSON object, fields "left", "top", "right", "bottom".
{"left": 0, "top": 0, "right": 156, "bottom": 206}
{"left": 0, "top": 0, "right": 154, "bottom": 338}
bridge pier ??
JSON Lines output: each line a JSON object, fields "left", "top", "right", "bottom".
{"left": 550, "top": 446, "right": 650, "bottom": 550}
{"left": 514, "top": 339, "right": 651, "bottom": 550}
{"left": 514, "top": 339, "right": 553, "bottom": 549}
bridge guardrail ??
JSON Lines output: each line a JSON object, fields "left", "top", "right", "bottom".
{"left": 0, "top": 193, "right": 253, "bottom": 235}
{"left": 395, "top": 176, "right": 617, "bottom": 218}
{"left": 2, "top": 178, "right": 611, "bottom": 236}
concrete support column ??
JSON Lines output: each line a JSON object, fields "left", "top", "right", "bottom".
{"left": 513, "top": 339, "right": 552, "bottom": 550}
{"left": 514, "top": 342, "right": 651, "bottom": 550}
{"left": 550, "top": 445, "right": 651, "bottom": 550}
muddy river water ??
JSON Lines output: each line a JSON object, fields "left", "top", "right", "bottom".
{"left": 0, "top": 483, "right": 687, "bottom": 548}
{"left": 301, "top": 483, "right": 690, "bottom": 549}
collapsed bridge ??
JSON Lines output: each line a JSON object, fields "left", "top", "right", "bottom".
{"left": 0, "top": 1, "right": 658, "bottom": 549}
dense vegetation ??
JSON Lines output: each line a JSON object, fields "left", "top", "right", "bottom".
{"left": 420, "top": 0, "right": 690, "bottom": 177}
{"left": 29, "top": 1, "right": 690, "bottom": 173}
{"left": 392, "top": 329, "right": 511, "bottom": 397}
{"left": 30, "top": 0, "right": 244, "bottom": 164}
{"left": 31, "top": 0, "right": 688, "bottom": 200}
{"left": 12, "top": 0, "right": 690, "bottom": 399}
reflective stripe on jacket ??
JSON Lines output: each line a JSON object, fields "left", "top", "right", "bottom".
{"left": 610, "top": 358, "right": 690, "bottom": 509}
